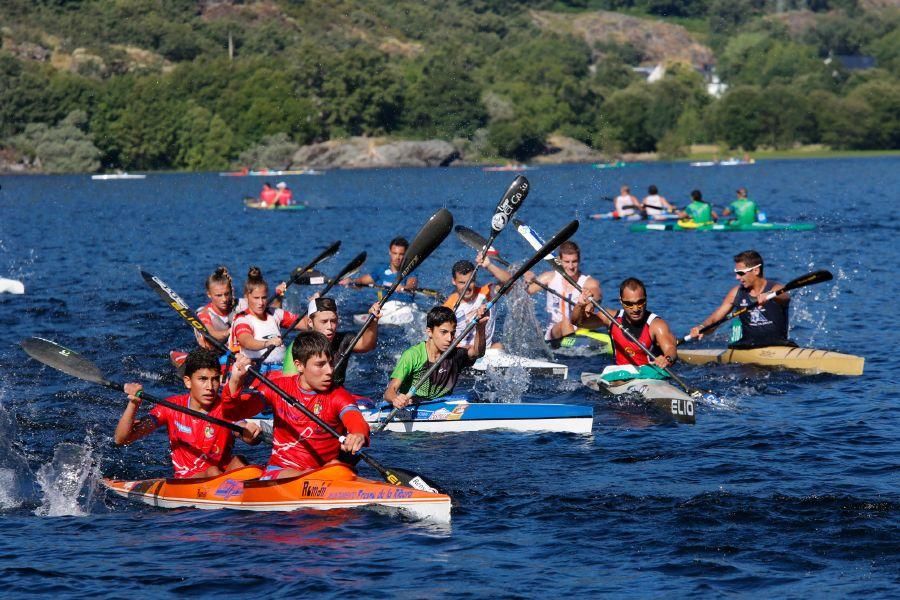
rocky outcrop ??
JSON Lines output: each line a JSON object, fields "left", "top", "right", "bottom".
{"left": 531, "top": 10, "right": 715, "bottom": 70}
{"left": 532, "top": 135, "right": 606, "bottom": 164}
{"left": 291, "top": 138, "right": 460, "bottom": 169}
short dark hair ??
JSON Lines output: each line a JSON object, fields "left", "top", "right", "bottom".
{"left": 291, "top": 330, "right": 333, "bottom": 365}
{"left": 426, "top": 306, "right": 457, "bottom": 329}
{"left": 619, "top": 277, "right": 646, "bottom": 298}
{"left": 733, "top": 250, "right": 764, "bottom": 275}
{"left": 558, "top": 241, "right": 580, "bottom": 258}
{"left": 691, "top": 189, "right": 703, "bottom": 202}
{"left": 452, "top": 260, "right": 475, "bottom": 278}
{"left": 648, "top": 185, "right": 658, "bottom": 195}
{"left": 310, "top": 297, "right": 338, "bottom": 315}
{"left": 389, "top": 237, "right": 409, "bottom": 249}
{"left": 183, "top": 348, "right": 222, "bottom": 377}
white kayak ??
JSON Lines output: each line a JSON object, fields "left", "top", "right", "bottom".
{"left": 91, "top": 172, "right": 146, "bottom": 180}
{"left": 353, "top": 300, "right": 418, "bottom": 326}
{"left": 470, "top": 348, "right": 568, "bottom": 379}
{"left": 0, "top": 278, "right": 25, "bottom": 294}
{"left": 581, "top": 369, "right": 695, "bottom": 424}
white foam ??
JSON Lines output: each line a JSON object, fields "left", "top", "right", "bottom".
{"left": 0, "top": 468, "right": 22, "bottom": 510}
{"left": 34, "top": 439, "right": 100, "bottom": 517}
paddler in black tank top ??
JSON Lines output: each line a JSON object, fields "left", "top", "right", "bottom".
{"left": 689, "top": 250, "right": 792, "bottom": 348}
{"left": 571, "top": 278, "right": 678, "bottom": 370}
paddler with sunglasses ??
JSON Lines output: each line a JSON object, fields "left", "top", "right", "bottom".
{"left": 571, "top": 278, "right": 678, "bottom": 373}
{"left": 688, "top": 250, "right": 792, "bottom": 348}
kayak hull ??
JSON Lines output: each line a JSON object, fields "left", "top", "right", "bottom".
{"left": 353, "top": 300, "right": 418, "bottom": 326}
{"left": 581, "top": 372, "right": 696, "bottom": 424}
{"left": 0, "top": 277, "right": 25, "bottom": 294}
{"left": 102, "top": 464, "right": 451, "bottom": 522}
{"left": 631, "top": 221, "right": 815, "bottom": 233}
{"left": 549, "top": 328, "right": 612, "bottom": 356}
{"left": 470, "top": 348, "right": 568, "bottom": 379}
{"left": 243, "top": 198, "right": 307, "bottom": 211}
{"left": 677, "top": 346, "right": 864, "bottom": 376}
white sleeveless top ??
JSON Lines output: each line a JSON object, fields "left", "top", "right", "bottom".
{"left": 614, "top": 195, "right": 639, "bottom": 216}
{"left": 544, "top": 271, "right": 589, "bottom": 340}
{"left": 643, "top": 194, "right": 665, "bottom": 215}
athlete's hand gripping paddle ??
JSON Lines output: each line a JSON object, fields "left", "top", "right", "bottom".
{"left": 452, "top": 176, "right": 528, "bottom": 311}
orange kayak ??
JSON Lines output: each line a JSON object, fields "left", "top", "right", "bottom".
{"left": 102, "top": 464, "right": 451, "bottom": 522}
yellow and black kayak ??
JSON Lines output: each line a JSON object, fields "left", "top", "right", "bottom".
{"left": 631, "top": 219, "right": 814, "bottom": 233}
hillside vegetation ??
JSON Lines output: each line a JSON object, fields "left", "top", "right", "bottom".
{"left": 1, "top": 0, "right": 898, "bottom": 172}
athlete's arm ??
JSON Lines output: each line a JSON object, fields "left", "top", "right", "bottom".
{"left": 467, "top": 305, "right": 489, "bottom": 360}
{"left": 571, "top": 291, "right": 610, "bottom": 329}
{"left": 689, "top": 286, "right": 739, "bottom": 339}
{"left": 236, "top": 331, "right": 280, "bottom": 352}
{"left": 354, "top": 303, "right": 381, "bottom": 352}
{"left": 384, "top": 377, "right": 412, "bottom": 409}
{"left": 525, "top": 271, "right": 553, "bottom": 295}
{"left": 403, "top": 275, "right": 418, "bottom": 291}
{"left": 114, "top": 383, "right": 159, "bottom": 445}
{"left": 650, "top": 318, "right": 678, "bottom": 368}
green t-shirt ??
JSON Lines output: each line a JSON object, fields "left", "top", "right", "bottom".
{"left": 390, "top": 342, "right": 475, "bottom": 399}
{"left": 685, "top": 200, "right": 713, "bottom": 224}
{"left": 728, "top": 198, "right": 758, "bottom": 226}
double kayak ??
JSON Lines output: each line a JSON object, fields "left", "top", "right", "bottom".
{"left": 630, "top": 220, "right": 815, "bottom": 233}
{"left": 581, "top": 370, "right": 696, "bottom": 425}
{"left": 677, "top": 346, "right": 864, "bottom": 376}
{"left": 103, "top": 464, "right": 451, "bottom": 522}
{"left": 549, "top": 328, "right": 612, "bottom": 356}
{"left": 591, "top": 211, "right": 680, "bottom": 222}
{"left": 470, "top": 348, "right": 568, "bottom": 379}
{"left": 352, "top": 300, "right": 419, "bottom": 327}
{"left": 243, "top": 198, "right": 307, "bottom": 211}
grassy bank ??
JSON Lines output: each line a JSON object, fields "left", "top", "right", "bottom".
{"left": 684, "top": 145, "right": 900, "bottom": 162}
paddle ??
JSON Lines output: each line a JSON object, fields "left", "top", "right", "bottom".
{"left": 264, "top": 240, "right": 341, "bottom": 311}
{"left": 140, "top": 270, "right": 444, "bottom": 494}
{"left": 256, "top": 251, "right": 368, "bottom": 365}
{"left": 375, "top": 219, "right": 580, "bottom": 433}
{"left": 20, "top": 337, "right": 251, "bottom": 437}
{"left": 346, "top": 282, "right": 444, "bottom": 300}
{"left": 514, "top": 218, "right": 703, "bottom": 400}
{"left": 332, "top": 208, "right": 454, "bottom": 375}
{"left": 679, "top": 270, "right": 834, "bottom": 345}
{"left": 452, "top": 176, "right": 529, "bottom": 311}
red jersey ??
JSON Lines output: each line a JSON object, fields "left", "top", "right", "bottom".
{"left": 235, "top": 374, "right": 369, "bottom": 472}
{"left": 610, "top": 310, "right": 659, "bottom": 367}
{"left": 277, "top": 189, "right": 293, "bottom": 206}
{"left": 149, "top": 393, "right": 265, "bottom": 478}
{"left": 260, "top": 188, "right": 277, "bottom": 206}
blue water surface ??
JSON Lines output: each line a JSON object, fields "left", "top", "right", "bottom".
{"left": 0, "top": 159, "right": 897, "bottom": 597}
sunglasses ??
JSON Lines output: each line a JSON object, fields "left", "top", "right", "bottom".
{"left": 620, "top": 298, "right": 646, "bottom": 308}
{"left": 734, "top": 264, "right": 761, "bottom": 276}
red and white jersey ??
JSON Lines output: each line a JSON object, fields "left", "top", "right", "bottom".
{"left": 149, "top": 393, "right": 264, "bottom": 479}
{"left": 196, "top": 298, "right": 246, "bottom": 348}
{"left": 230, "top": 308, "right": 297, "bottom": 364}
{"left": 233, "top": 375, "right": 369, "bottom": 472}
{"left": 610, "top": 310, "right": 659, "bottom": 366}
{"left": 443, "top": 284, "right": 496, "bottom": 347}
{"left": 545, "top": 271, "right": 590, "bottom": 340}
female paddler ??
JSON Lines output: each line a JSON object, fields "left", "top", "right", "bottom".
{"left": 195, "top": 266, "right": 244, "bottom": 350}
{"left": 229, "top": 267, "right": 299, "bottom": 373}
{"left": 226, "top": 331, "right": 370, "bottom": 480}
{"left": 115, "top": 348, "right": 262, "bottom": 479}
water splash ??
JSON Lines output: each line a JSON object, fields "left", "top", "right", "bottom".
{"left": 499, "top": 278, "right": 552, "bottom": 359}
{"left": 476, "top": 364, "right": 530, "bottom": 404}
{"left": 34, "top": 437, "right": 101, "bottom": 517}
{"left": 0, "top": 402, "right": 31, "bottom": 510}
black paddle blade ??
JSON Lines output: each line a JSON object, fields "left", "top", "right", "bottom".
{"left": 399, "top": 208, "right": 454, "bottom": 279}
{"left": 384, "top": 466, "right": 445, "bottom": 495}
{"left": 290, "top": 240, "right": 341, "bottom": 283}
{"left": 455, "top": 225, "right": 510, "bottom": 266}
{"left": 335, "top": 251, "right": 367, "bottom": 280}
{"left": 491, "top": 175, "right": 529, "bottom": 233}
{"left": 295, "top": 270, "right": 328, "bottom": 285}
{"left": 140, "top": 270, "right": 210, "bottom": 338}
{"left": 20, "top": 337, "right": 108, "bottom": 386}
{"left": 784, "top": 270, "right": 833, "bottom": 292}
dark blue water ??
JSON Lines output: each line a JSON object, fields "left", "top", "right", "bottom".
{"left": 0, "top": 159, "right": 897, "bottom": 597}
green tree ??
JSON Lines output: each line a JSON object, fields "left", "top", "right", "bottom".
{"left": 11, "top": 110, "right": 100, "bottom": 173}
{"left": 708, "top": 85, "right": 765, "bottom": 150}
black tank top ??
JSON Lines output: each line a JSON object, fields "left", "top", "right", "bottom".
{"left": 730, "top": 281, "right": 791, "bottom": 348}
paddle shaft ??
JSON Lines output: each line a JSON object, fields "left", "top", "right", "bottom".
{"left": 679, "top": 270, "right": 833, "bottom": 344}
{"left": 375, "top": 219, "right": 579, "bottom": 432}
{"left": 452, "top": 230, "right": 499, "bottom": 310}
{"left": 348, "top": 281, "right": 443, "bottom": 299}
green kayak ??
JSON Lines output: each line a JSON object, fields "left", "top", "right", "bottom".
{"left": 630, "top": 220, "right": 815, "bottom": 233}
{"left": 243, "top": 198, "right": 307, "bottom": 211}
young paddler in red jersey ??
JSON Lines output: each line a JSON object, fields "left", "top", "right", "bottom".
{"left": 571, "top": 277, "right": 678, "bottom": 370}
{"left": 226, "top": 331, "right": 369, "bottom": 480}
{"left": 114, "top": 348, "right": 262, "bottom": 479}
{"left": 195, "top": 266, "right": 243, "bottom": 350}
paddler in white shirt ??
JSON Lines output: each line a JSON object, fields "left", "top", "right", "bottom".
{"left": 613, "top": 185, "right": 643, "bottom": 219}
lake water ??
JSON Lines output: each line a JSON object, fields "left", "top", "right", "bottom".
{"left": 0, "top": 159, "right": 897, "bottom": 597}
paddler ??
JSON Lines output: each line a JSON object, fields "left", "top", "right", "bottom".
{"left": 443, "top": 257, "right": 503, "bottom": 349}
{"left": 384, "top": 305, "right": 488, "bottom": 409}
{"left": 520, "top": 241, "right": 602, "bottom": 342}
{"left": 571, "top": 277, "right": 678, "bottom": 372}
{"left": 273, "top": 181, "right": 293, "bottom": 207}
{"left": 229, "top": 266, "right": 300, "bottom": 372}
{"left": 195, "top": 266, "right": 244, "bottom": 350}
{"left": 613, "top": 185, "right": 642, "bottom": 219}
{"left": 259, "top": 182, "right": 277, "bottom": 207}
{"left": 226, "top": 331, "right": 369, "bottom": 479}
{"left": 344, "top": 236, "right": 418, "bottom": 295}
{"left": 281, "top": 296, "right": 381, "bottom": 386}
{"left": 721, "top": 187, "right": 759, "bottom": 226}
{"left": 114, "top": 348, "right": 263, "bottom": 479}
{"left": 688, "top": 250, "right": 793, "bottom": 348}
{"left": 642, "top": 185, "right": 677, "bottom": 218}
{"left": 678, "top": 189, "right": 718, "bottom": 224}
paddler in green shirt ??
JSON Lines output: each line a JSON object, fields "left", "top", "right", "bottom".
{"left": 384, "top": 305, "right": 488, "bottom": 409}
{"left": 679, "top": 189, "right": 718, "bottom": 225}
{"left": 722, "top": 187, "right": 758, "bottom": 226}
